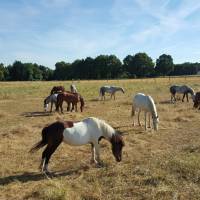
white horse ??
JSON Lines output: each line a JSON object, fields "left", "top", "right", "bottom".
{"left": 70, "top": 84, "right": 78, "bottom": 93}
{"left": 44, "top": 94, "right": 58, "bottom": 112}
{"left": 30, "top": 117, "right": 125, "bottom": 173}
{"left": 131, "top": 93, "right": 159, "bottom": 131}
{"left": 170, "top": 85, "right": 195, "bottom": 102}
{"left": 99, "top": 85, "right": 125, "bottom": 100}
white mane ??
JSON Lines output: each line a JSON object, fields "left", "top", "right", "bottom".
{"left": 146, "top": 95, "right": 158, "bottom": 118}
{"left": 86, "top": 117, "right": 115, "bottom": 138}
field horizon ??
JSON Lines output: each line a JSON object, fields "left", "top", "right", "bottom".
{"left": 0, "top": 77, "right": 200, "bottom": 200}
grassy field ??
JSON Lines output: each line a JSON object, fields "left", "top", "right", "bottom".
{"left": 0, "top": 77, "right": 200, "bottom": 200}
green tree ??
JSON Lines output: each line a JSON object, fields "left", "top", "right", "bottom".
{"left": 125, "top": 53, "right": 154, "bottom": 77}
{"left": 155, "top": 54, "right": 174, "bottom": 76}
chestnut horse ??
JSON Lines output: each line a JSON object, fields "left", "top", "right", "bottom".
{"left": 56, "top": 92, "right": 84, "bottom": 113}
{"left": 193, "top": 92, "right": 200, "bottom": 109}
{"left": 50, "top": 86, "right": 65, "bottom": 95}
{"left": 30, "top": 117, "right": 125, "bottom": 174}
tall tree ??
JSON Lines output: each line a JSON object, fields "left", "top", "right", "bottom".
{"left": 155, "top": 54, "right": 174, "bottom": 76}
{"left": 125, "top": 53, "right": 154, "bottom": 77}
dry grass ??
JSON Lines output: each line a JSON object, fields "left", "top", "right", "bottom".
{"left": 0, "top": 77, "right": 200, "bottom": 200}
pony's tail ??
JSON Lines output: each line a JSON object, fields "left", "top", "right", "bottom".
{"left": 79, "top": 95, "right": 85, "bottom": 112}
{"left": 56, "top": 94, "right": 62, "bottom": 111}
{"left": 29, "top": 127, "right": 48, "bottom": 153}
{"left": 99, "top": 88, "right": 103, "bottom": 100}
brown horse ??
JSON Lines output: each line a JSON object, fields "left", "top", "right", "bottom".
{"left": 193, "top": 92, "right": 200, "bottom": 109}
{"left": 50, "top": 86, "right": 65, "bottom": 95}
{"left": 56, "top": 92, "right": 84, "bottom": 113}
{"left": 30, "top": 117, "right": 125, "bottom": 174}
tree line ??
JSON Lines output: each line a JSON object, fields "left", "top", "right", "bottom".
{"left": 0, "top": 53, "right": 200, "bottom": 81}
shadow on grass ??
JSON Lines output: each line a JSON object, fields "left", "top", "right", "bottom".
{"left": 21, "top": 111, "right": 53, "bottom": 117}
{"left": 0, "top": 165, "right": 90, "bottom": 186}
{"left": 159, "top": 100, "right": 172, "bottom": 104}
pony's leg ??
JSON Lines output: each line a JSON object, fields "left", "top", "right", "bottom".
{"left": 144, "top": 112, "right": 147, "bottom": 130}
{"left": 138, "top": 110, "right": 141, "bottom": 126}
{"left": 182, "top": 93, "right": 185, "bottom": 102}
{"left": 132, "top": 106, "right": 135, "bottom": 126}
{"left": 50, "top": 102, "right": 53, "bottom": 112}
{"left": 41, "top": 142, "right": 62, "bottom": 173}
{"left": 90, "top": 143, "right": 95, "bottom": 163}
{"left": 148, "top": 113, "right": 151, "bottom": 128}
{"left": 171, "top": 94, "right": 174, "bottom": 103}
{"left": 75, "top": 104, "right": 77, "bottom": 112}
{"left": 93, "top": 142, "right": 101, "bottom": 166}
{"left": 61, "top": 102, "right": 64, "bottom": 113}
{"left": 186, "top": 93, "right": 189, "bottom": 102}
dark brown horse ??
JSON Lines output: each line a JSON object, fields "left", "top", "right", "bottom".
{"left": 50, "top": 86, "right": 65, "bottom": 95}
{"left": 56, "top": 92, "right": 84, "bottom": 113}
{"left": 30, "top": 117, "right": 125, "bottom": 174}
{"left": 193, "top": 92, "right": 200, "bottom": 109}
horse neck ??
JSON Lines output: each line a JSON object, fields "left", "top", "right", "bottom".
{"left": 98, "top": 119, "right": 115, "bottom": 140}
{"left": 188, "top": 88, "right": 194, "bottom": 96}
{"left": 115, "top": 87, "right": 123, "bottom": 92}
{"left": 45, "top": 96, "right": 51, "bottom": 104}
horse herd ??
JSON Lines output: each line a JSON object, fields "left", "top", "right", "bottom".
{"left": 31, "top": 83, "right": 200, "bottom": 176}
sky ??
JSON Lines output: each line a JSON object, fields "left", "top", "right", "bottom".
{"left": 0, "top": 0, "right": 200, "bottom": 69}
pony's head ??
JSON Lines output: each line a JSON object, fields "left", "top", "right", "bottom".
{"left": 152, "top": 115, "right": 159, "bottom": 131}
{"left": 110, "top": 132, "right": 125, "bottom": 162}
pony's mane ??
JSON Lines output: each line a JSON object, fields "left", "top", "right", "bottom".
{"left": 147, "top": 95, "right": 158, "bottom": 118}
{"left": 86, "top": 117, "right": 115, "bottom": 138}
{"left": 188, "top": 87, "right": 195, "bottom": 95}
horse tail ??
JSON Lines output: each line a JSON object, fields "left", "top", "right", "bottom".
{"left": 79, "top": 95, "right": 85, "bottom": 112}
{"left": 56, "top": 94, "right": 62, "bottom": 111}
{"left": 99, "top": 87, "right": 104, "bottom": 99}
{"left": 29, "top": 127, "right": 48, "bottom": 153}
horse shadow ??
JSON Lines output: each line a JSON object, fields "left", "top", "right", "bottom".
{"left": 159, "top": 100, "right": 172, "bottom": 104}
{"left": 21, "top": 111, "right": 53, "bottom": 117}
{"left": 89, "top": 98, "right": 100, "bottom": 102}
{"left": 0, "top": 165, "right": 90, "bottom": 186}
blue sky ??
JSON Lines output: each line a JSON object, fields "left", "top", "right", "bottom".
{"left": 0, "top": 0, "right": 200, "bottom": 68}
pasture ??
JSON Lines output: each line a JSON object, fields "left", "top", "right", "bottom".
{"left": 0, "top": 77, "right": 200, "bottom": 200}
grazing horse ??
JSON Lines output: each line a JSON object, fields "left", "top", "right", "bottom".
{"left": 56, "top": 92, "right": 84, "bottom": 113}
{"left": 70, "top": 84, "right": 78, "bottom": 93}
{"left": 170, "top": 85, "right": 195, "bottom": 102}
{"left": 131, "top": 93, "right": 159, "bottom": 131}
{"left": 50, "top": 86, "right": 65, "bottom": 95}
{"left": 44, "top": 94, "right": 58, "bottom": 112}
{"left": 30, "top": 117, "right": 125, "bottom": 173}
{"left": 99, "top": 86, "right": 125, "bottom": 100}
{"left": 193, "top": 92, "right": 200, "bottom": 109}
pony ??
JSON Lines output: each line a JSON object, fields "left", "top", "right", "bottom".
{"left": 44, "top": 94, "right": 58, "bottom": 112}
{"left": 170, "top": 85, "right": 195, "bottom": 103}
{"left": 99, "top": 86, "right": 125, "bottom": 100}
{"left": 131, "top": 93, "right": 159, "bottom": 131}
{"left": 30, "top": 117, "right": 125, "bottom": 173}
{"left": 193, "top": 92, "right": 200, "bottom": 109}
{"left": 50, "top": 86, "right": 65, "bottom": 95}
{"left": 56, "top": 92, "right": 84, "bottom": 113}
{"left": 70, "top": 84, "right": 78, "bottom": 93}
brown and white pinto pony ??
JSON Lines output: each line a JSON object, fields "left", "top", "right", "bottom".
{"left": 50, "top": 86, "right": 65, "bottom": 95}
{"left": 193, "top": 92, "right": 200, "bottom": 109}
{"left": 56, "top": 92, "right": 84, "bottom": 113}
{"left": 30, "top": 117, "right": 125, "bottom": 174}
